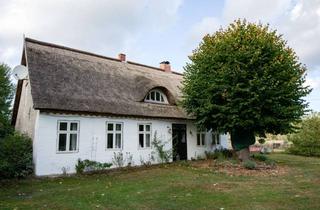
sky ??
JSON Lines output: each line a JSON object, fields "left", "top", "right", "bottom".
{"left": 0, "top": 0, "right": 320, "bottom": 111}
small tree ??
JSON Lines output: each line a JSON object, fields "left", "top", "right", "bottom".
{"left": 181, "top": 20, "right": 311, "bottom": 160}
{"left": 0, "top": 63, "right": 14, "bottom": 139}
{"left": 288, "top": 113, "right": 320, "bottom": 157}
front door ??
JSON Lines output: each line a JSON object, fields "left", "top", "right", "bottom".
{"left": 172, "top": 124, "right": 187, "bottom": 161}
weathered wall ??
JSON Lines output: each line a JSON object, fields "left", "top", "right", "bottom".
{"left": 15, "top": 79, "right": 39, "bottom": 139}
{"left": 34, "top": 113, "right": 229, "bottom": 176}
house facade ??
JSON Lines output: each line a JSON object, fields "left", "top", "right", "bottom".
{"left": 12, "top": 38, "right": 229, "bottom": 176}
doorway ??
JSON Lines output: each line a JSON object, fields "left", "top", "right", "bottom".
{"left": 172, "top": 124, "right": 187, "bottom": 161}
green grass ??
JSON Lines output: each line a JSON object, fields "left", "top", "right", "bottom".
{"left": 1, "top": 154, "right": 320, "bottom": 210}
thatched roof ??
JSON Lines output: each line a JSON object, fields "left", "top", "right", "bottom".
{"left": 13, "top": 38, "right": 192, "bottom": 123}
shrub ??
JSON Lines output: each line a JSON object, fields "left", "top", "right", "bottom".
{"left": 205, "top": 149, "right": 233, "bottom": 160}
{"left": 265, "top": 159, "right": 276, "bottom": 166}
{"left": 251, "top": 153, "right": 268, "bottom": 162}
{"left": 288, "top": 113, "right": 320, "bottom": 157}
{"left": 112, "top": 152, "right": 124, "bottom": 167}
{"left": 243, "top": 160, "right": 256, "bottom": 170}
{"left": 75, "top": 159, "right": 112, "bottom": 174}
{"left": 152, "top": 132, "right": 172, "bottom": 163}
{"left": 0, "top": 133, "right": 33, "bottom": 178}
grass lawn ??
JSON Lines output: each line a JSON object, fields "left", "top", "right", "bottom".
{"left": 1, "top": 154, "right": 320, "bottom": 210}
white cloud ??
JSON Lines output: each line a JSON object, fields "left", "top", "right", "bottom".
{"left": 189, "top": 17, "right": 221, "bottom": 43}
{"left": 277, "top": 0, "right": 320, "bottom": 68}
{"left": 0, "top": 0, "right": 183, "bottom": 67}
{"left": 305, "top": 76, "right": 320, "bottom": 89}
{"left": 188, "top": 0, "right": 320, "bottom": 71}
{"left": 223, "top": 0, "right": 292, "bottom": 23}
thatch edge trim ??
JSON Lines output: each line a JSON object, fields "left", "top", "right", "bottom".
{"left": 39, "top": 109, "right": 195, "bottom": 120}
{"left": 11, "top": 39, "right": 28, "bottom": 126}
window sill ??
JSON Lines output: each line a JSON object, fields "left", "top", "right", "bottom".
{"left": 138, "top": 147, "right": 152, "bottom": 150}
{"left": 105, "top": 148, "right": 123, "bottom": 151}
{"left": 56, "top": 150, "right": 79, "bottom": 154}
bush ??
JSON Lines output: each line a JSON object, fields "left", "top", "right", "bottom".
{"left": 75, "top": 159, "right": 112, "bottom": 174}
{"left": 288, "top": 113, "right": 320, "bottom": 157}
{"left": 205, "top": 149, "right": 233, "bottom": 160}
{"left": 243, "top": 160, "right": 256, "bottom": 170}
{"left": 0, "top": 133, "right": 33, "bottom": 178}
{"left": 265, "top": 159, "right": 276, "bottom": 166}
{"left": 112, "top": 152, "right": 124, "bottom": 167}
{"left": 251, "top": 153, "right": 268, "bottom": 161}
{"left": 152, "top": 132, "right": 172, "bottom": 163}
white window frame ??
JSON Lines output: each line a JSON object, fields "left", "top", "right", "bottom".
{"left": 138, "top": 123, "right": 152, "bottom": 149}
{"left": 106, "top": 122, "right": 123, "bottom": 150}
{"left": 212, "top": 132, "right": 220, "bottom": 145}
{"left": 144, "top": 89, "right": 168, "bottom": 104}
{"left": 196, "top": 131, "right": 206, "bottom": 147}
{"left": 56, "top": 120, "right": 80, "bottom": 153}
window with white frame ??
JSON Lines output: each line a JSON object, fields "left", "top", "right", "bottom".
{"left": 57, "top": 121, "right": 79, "bottom": 152}
{"left": 212, "top": 132, "right": 220, "bottom": 145}
{"left": 144, "top": 89, "right": 168, "bottom": 104}
{"left": 106, "top": 122, "right": 123, "bottom": 149}
{"left": 197, "top": 131, "right": 206, "bottom": 146}
{"left": 138, "top": 123, "right": 151, "bottom": 148}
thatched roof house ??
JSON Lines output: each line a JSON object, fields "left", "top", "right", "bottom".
{"left": 12, "top": 38, "right": 228, "bottom": 176}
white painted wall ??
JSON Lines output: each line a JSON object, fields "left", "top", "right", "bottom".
{"left": 15, "top": 79, "right": 39, "bottom": 140}
{"left": 34, "top": 113, "right": 229, "bottom": 176}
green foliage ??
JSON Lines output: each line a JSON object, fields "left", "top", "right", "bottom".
{"left": 0, "top": 133, "right": 33, "bottom": 178}
{"left": 181, "top": 19, "right": 311, "bottom": 150}
{"left": 243, "top": 160, "right": 256, "bottom": 170}
{"left": 205, "top": 148, "right": 233, "bottom": 160}
{"left": 251, "top": 153, "right": 268, "bottom": 161}
{"left": 75, "top": 159, "right": 112, "bottom": 174}
{"left": 258, "top": 138, "right": 266, "bottom": 144}
{"left": 0, "top": 63, "right": 15, "bottom": 139}
{"left": 152, "top": 132, "right": 172, "bottom": 163}
{"left": 265, "top": 159, "right": 276, "bottom": 166}
{"left": 288, "top": 113, "right": 320, "bottom": 157}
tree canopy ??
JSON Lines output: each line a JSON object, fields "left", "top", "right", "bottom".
{"left": 0, "top": 63, "right": 14, "bottom": 139}
{"left": 181, "top": 20, "right": 311, "bottom": 151}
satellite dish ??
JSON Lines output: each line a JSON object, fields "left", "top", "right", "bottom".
{"left": 12, "top": 65, "right": 28, "bottom": 80}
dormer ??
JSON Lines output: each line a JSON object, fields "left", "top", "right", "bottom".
{"left": 144, "top": 88, "right": 169, "bottom": 104}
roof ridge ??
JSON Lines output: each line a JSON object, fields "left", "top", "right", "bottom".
{"left": 24, "top": 37, "right": 183, "bottom": 76}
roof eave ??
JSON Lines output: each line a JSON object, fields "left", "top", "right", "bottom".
{"left": 11, "top": 38, "right": 27, "bottom": 126}
{"left": 38, "top": 108, "right": 195, "bottom": 121}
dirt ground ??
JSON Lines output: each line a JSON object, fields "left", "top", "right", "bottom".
{"left": 189, "top": 159, "right": 289, "bottom": 177}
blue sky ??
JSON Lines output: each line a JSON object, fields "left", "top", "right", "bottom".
{"left": 0, "top": 0, "right": 319, "bottom": 111}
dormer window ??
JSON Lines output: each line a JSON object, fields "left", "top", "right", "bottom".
{"left": 145, "top": 89, "right": 168, "bottom": 104}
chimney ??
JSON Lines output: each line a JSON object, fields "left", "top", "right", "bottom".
{"left": 118, "top": 53, "right": 126, "bottom": 62}
{"left": 160, "top": 61, "right": 171, "bottom": 72}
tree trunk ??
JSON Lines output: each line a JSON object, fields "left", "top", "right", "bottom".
{"left": 236, "top": 147, "right": 250, "bottom": 161}
{"left": 230, "top": 129, "right": 255, "bottom": 161}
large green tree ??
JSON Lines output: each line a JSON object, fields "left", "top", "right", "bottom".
{"left": 181, "top": 20, "right": 311, "bottom": 160}
{"left": 0, "top": 63, "right": 14, "bottom": 139}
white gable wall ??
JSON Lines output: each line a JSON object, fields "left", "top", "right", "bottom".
{"left": 34, "top": 113, "right": 229, "bottom": 176}
{"left": 15, "top": 80, "right": 39, "bottom": 140}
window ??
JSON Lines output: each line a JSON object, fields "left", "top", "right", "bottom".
{"left": 197, "top": 131, "right": 206, "bottom": 146}
{"left": 106, "top": 122, "right": 123, "bottom": 149}
{"left": 145, "top": 89, "right": 168, "bottom": 104}
{"left": 212, "top": 132, "right": 220, "bottom": 145}
{"left": 138, "top": 123, "right": 151, "bottom": 148}
{"left": 57, "top": 121, "right": 79, "bottom": 152}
